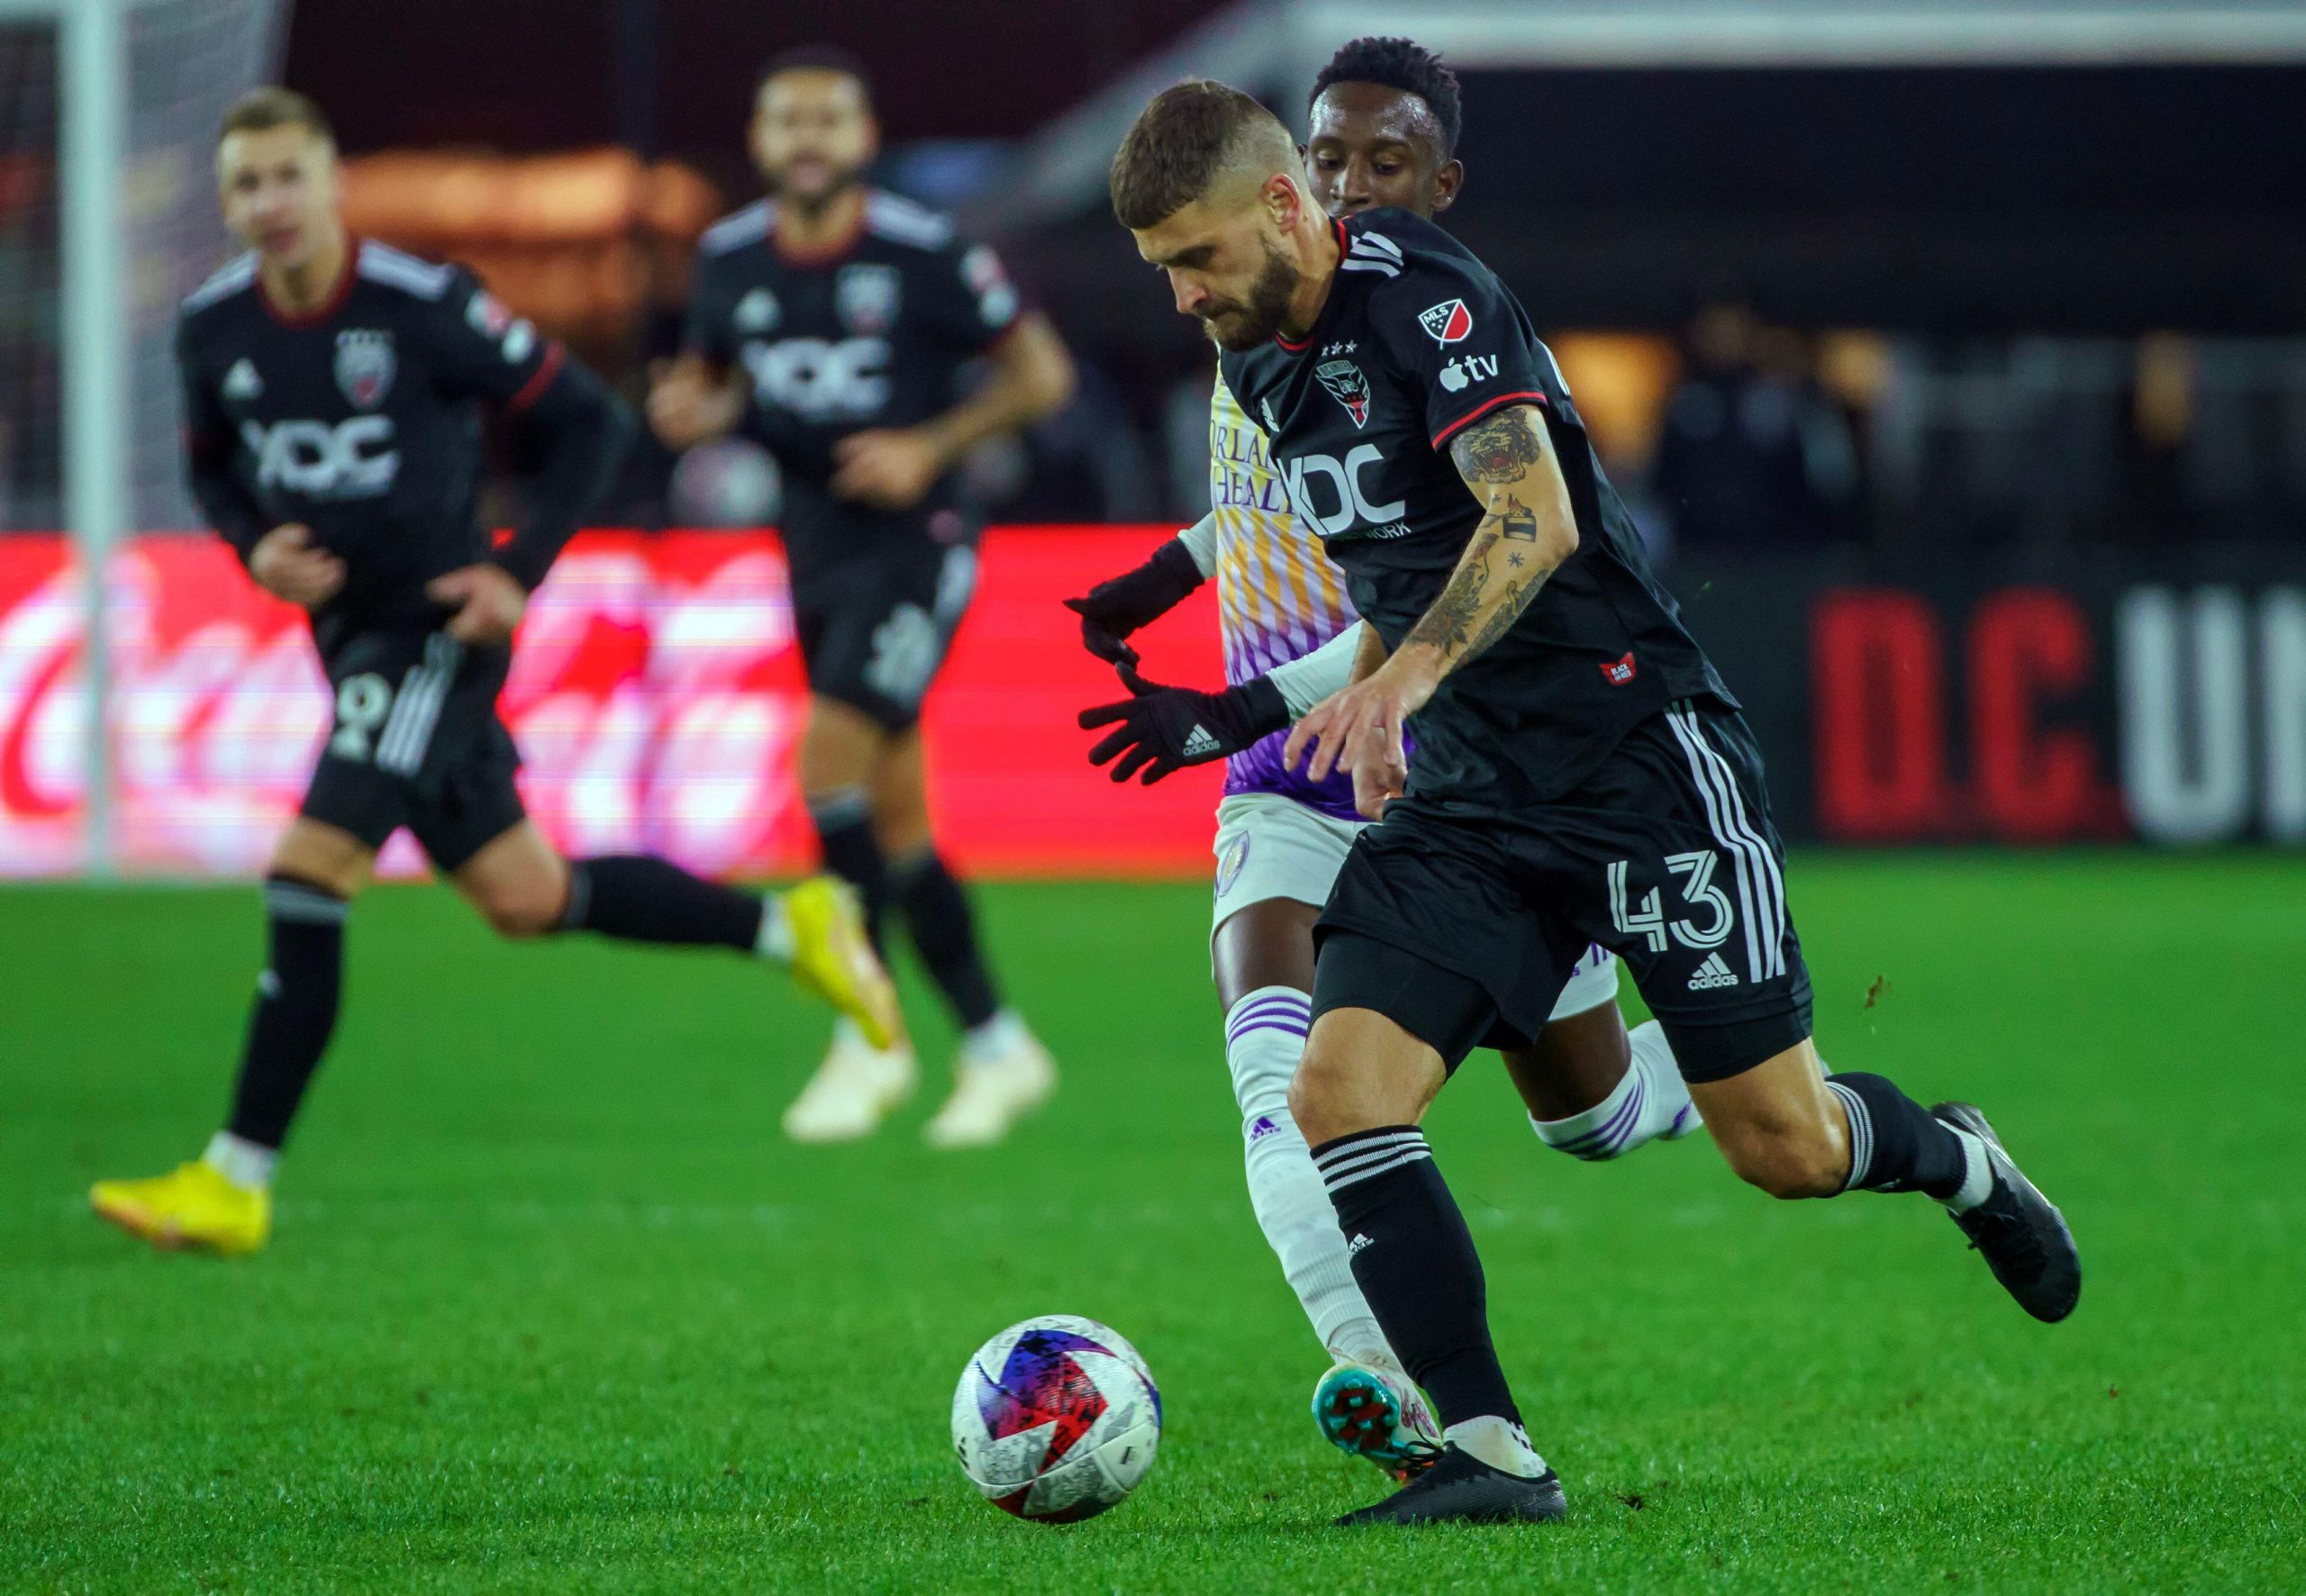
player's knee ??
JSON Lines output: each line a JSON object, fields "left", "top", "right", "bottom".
{"left": 1287, "top": 1045, "right": 1362, "bottom": 1147}
{"left": 472, "top": 880, "right": 564, "bottom": 940}
{"left": 1719, "top": 1122, "right": 1847, "bottom": 1199}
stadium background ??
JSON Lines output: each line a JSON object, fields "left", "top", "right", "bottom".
{"left": 5, "top": 3, "right": 2303, "bottom": 1590}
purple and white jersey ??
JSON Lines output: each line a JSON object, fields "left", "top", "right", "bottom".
{"left": 1209, "top": 370, "right": 1360, "bottom": 820}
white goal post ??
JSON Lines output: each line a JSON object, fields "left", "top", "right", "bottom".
{"left": 0, "top": 0, "right": 283, "bottom": 873}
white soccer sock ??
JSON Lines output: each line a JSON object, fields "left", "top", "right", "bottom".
{"left": 1530, "top": 1020, "right": 1698, "bottom": 1159}
{"left": 755, "top": 896, "right": 796, "bottom": 963}
{"left": 1226, "top": 986, "right": 1398, "bottom": 1365}
{"left": 1444, "top": 1415, "right": 1548, "bottom": 1478}
{"left": 1944, "top": 1130, "right": 1993, "bottom": 1213}
{"left": 202, "top": 1130, "right": 277, "bottom": 1192}
{"left": 959, "top": 1009, "right": 1030, "bottom": 1066}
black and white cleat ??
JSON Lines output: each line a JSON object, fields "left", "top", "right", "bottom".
{"left": 1933, "top": 1102, "right": 2082, "bottom": 1324}
{"left": 1333, "top": 1444, "right": 1567, "bottom": 1527}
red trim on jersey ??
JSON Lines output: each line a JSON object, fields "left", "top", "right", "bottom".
{"left": 258, "top": 234, "right": 359, "bottom": 327}
{"left": 504, "top": 341, "right": 566, "bottom": 414}
{"left": 1430, "top": 390, "right": 1550, "bottom": 450}
{"left": 1272, "top": 220, "right": 1352, "bottom": 353}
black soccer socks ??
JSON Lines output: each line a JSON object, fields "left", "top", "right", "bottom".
{"left": 805, "top": 786, "right": 889, "bottom": 951}
{"left": 223, "top": 875, "right": 348, "bottom": 1150}
{"left": 558, "top": 855, "right": 763, "bottom": 951}
{"left": 888, "top": 848, "right": 1001, "bottom": 1031}
{"left": 1824, "top": 1072, "right": 1972, "bottom": 1198}
{"left": 1312, "top": 1126, "right": 1522, "bottom": 1429}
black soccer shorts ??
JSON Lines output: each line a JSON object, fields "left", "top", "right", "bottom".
{"left": 299, "top": 628, "right": 527, "bottom": 873}
{"left": 1312, "top": 702, "right": 1813, "bottom": 1083}
{"left": 793, "top": 540, "right": 978, "bottom": 733}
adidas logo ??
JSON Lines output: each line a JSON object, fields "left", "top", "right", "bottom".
{"left": 1248, "top": 1115, "right": 1280, "bottom": 1143}
{"left": 1180, "top": 724, "right": 1221, "bottom": 758}
{"left": 1687, "top": 952, "right": 1740, "bottom": 991}
{"left": 222, "top": 358, "right": 262, "bottom": 400}
{"left": 1347, "top": 1232, "right": 1375, "bottom": 1257}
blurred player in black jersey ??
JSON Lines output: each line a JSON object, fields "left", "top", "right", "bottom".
{"left": 1111, "top": 82, "right": 2079, "bottom": 1526}
{"left": 89, "top": 89, "right": 900, "bottom": 1257}
{"left": 649, "top": 48, "right": 1076, "bottom": 1147}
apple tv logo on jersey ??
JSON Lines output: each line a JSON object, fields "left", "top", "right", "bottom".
{"left": 1439, "top": 354, "right": 1501, "bottom": 393}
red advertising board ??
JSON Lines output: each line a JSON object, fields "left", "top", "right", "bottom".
{"left": 0, "top": 527, "right": 1226, "bottom": 878}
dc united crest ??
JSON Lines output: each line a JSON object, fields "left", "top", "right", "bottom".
{"left": 835, "top": 263, "right": 901, "bottom": 334}
{"left": 334, "top": 329, "right": 395, "bottom": 410}
{"left": 1314, "top": 359, "right": 1371, "bottom": 429}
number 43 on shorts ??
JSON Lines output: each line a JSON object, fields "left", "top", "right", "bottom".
{"left": 1608, "top": 851, "right": 1735, "bottom": 952}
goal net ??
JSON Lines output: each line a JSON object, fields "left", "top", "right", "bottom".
{"left": 0, "top": 0, "right": 284, "bottom": 534}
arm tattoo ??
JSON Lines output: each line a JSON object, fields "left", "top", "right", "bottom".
{"left": 1405, "top": 508, "right": 1560, "bottom": 670}
{"left": 1449, "top": 409, "right": 1544, "bottom": 484}
{"left": 1403, "top": 530, "right": 1498, "bottom": 656}
{"left": 1499, "top": 494, "right": 1538, "bottom": 541}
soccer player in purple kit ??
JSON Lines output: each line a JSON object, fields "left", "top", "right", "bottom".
{"left": 1073, "top": 41, "right": 1700, "bottom": 1482}
{"left": 1106, "top": 72, "right": 2079, "bottom": 1526}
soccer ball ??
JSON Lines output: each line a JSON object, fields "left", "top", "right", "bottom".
{"left": 950, "top": 1314, "right": 1161, "bottom": 1523}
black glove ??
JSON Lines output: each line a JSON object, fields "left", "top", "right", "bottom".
{"left": 1077, "top": 665, "right": 1290, "bottom": 784}
{"left": 1062, "top": 539, "right": 1206, "bottom": 665}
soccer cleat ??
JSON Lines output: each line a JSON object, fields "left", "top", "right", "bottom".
{"left": 89, "top": 1161, "right": 270, "bottom": 1256}
{"left": 922, "top": 1034, "right": 1058, "bottom": 1148}
{"left": 781, "top": 876, "right": 903, "bottom": 1051}
{"left": 1932, "top": 1102, "right": 2082, "bottom": 1323}
{"left": 1333, "top": 1444, "right": 1567, "bottom": 1527}
{"left": 783, "top": 1029, "right": 917, "bottom": 1143}
{"left": 1312, "top": 1361, "right": 1444, "bottom": 1480}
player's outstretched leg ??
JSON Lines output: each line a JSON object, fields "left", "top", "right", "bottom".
{"left": 90, "top": 821, "right": 372, "bottom": 1255}
{"left": 1698, "top": 1045, "right": 2080, "bottom": 1323}
{"left": 1294, "top": 999, "right": 1567, "bottom": 1527}
{"left": 551, "top": 853, "right": 901, "bottom": 1050}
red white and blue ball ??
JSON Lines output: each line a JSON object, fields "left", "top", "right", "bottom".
{"left": 951, "top": 1315, "right": 1161, "bottom": 1522}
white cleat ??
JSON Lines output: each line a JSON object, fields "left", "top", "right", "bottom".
{"left": 782, "top": 1028, "right": 917, "bottom": 1143}
{"left": 921, "top": 1033, "right": 1057, "bottom": 1148}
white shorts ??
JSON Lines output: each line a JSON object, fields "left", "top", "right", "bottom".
{"left": 1210, "top": 792, "right": 1621, "bottom": 1022}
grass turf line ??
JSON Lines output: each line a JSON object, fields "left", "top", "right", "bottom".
{"left": 2, "top": 856, "right": 2301, "bottom": 1591}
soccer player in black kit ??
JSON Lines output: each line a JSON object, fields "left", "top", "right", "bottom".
{"left": 1111, "top": 82, "right": 2080, "bottom": 1525}
{"left": 88, "top": 89, "right": 898, "bottom": 1257}
{"left": 649, "top": 48, "right": 1076, "bottom": 1147}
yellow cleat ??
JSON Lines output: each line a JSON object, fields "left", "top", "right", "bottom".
{"left": 781, "top": 875, "right": 903, "bottom": 1051}
{"left": 89, "top": 1161, "right": 270, "bottom": 1256}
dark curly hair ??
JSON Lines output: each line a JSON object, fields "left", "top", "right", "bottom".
{"left": 1308, "top": 36, "right": 1462, "bottom": 159}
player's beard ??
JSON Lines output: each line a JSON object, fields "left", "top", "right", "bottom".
{"left": 770, "top": 157, "right": 867, "bottom": 217}
{"left": 1196, "top": 239, "right": 1301, "bottom": 352}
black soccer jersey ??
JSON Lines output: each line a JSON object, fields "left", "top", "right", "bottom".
{"left": 176, "top": 239, "right": 619, "bottom": 632}
{"left": 1218, "top": 209, "right": 1734, "bottom": 809}
{"left": 683, "top": 188, "right": 1022, "bottom": 583}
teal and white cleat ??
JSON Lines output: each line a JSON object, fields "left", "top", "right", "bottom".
{"left": 1312, "top": 1361, "right": 1444, "bottom": 1480}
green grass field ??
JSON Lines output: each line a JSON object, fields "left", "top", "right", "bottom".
{"left": 4, "top": 856, "right": 2301, "bottom": 1592}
